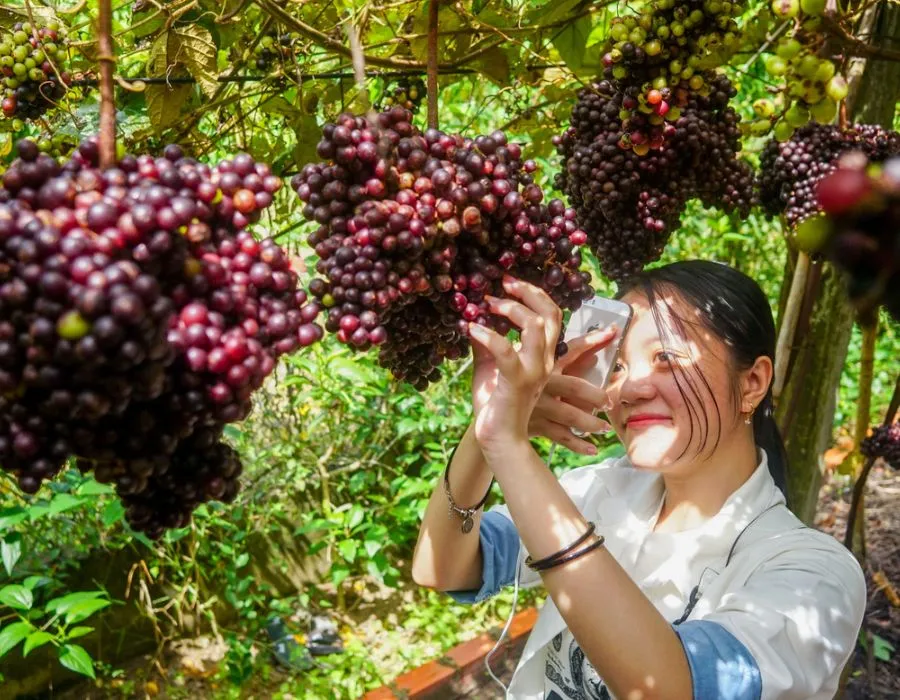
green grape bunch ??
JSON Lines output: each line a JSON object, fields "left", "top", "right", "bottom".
{"left": 600, "top": 0, "right": 747, "bottom": 126}
{"left": 0, "top": 20, "right": 70, "bottom": 122}
{"left": 749, "top": 5, "right": 849, "bottom": 139}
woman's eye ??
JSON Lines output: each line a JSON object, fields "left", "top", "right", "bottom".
{"left": 655, "top": 351, "right": 675, "bottom": 363}
{"left": 611, "top": 361, "right": 624, "bottom": 373}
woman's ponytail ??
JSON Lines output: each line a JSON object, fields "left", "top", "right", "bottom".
{"left": 753, "top": 391, "right": 789, "bottom": 505}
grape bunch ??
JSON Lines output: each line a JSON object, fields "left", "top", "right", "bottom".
{"left": 253, "top": 32, "right": 298, "bottom": 71}
{"left": 291, "top": 106, "right": 593, "bottom": 388}
{"left": 554, "top": 74, "right": 754, "bottom": 280}
{"left": 377, "top": 78, "right": 426, "bottom": 114}
{"left": 757, "top": 123, "right": 900, "bottom": 230}
{"left": 1, "top": 20, "right": 70, "bottom": 122}
{"left": 744, "top": 0, "right": 848, "bottom": 141}
{"left": 794, "top": 153, "right": 900, "bottom": 320}
{"left": 599, "top": 0, "right": 745, "bottom": 126}
{"left": 861, "top": 422, "right": 900, "bottom": 470}
{"left": 0, "top": 138, "right": 321, "bottom": 537}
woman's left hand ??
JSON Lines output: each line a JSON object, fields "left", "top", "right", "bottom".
{"left": 468, "top": 276, "right": 562, "bottom": 458}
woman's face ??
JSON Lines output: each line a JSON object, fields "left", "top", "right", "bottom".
{"left": 605, "top": 290, "right": 742, "bottom": 474}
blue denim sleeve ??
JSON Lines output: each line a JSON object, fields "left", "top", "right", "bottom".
{"left": 674, "top": 620, "right": 762, "bottom": 700}
{"left": 446, "top": 510, "right": 520, "bottom": 604}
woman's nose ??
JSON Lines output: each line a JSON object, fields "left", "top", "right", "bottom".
{"left": 615, "top": 366, "right": 657, "bottom": 404}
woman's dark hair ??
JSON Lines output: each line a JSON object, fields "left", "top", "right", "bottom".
{"left": 615, "top": 260, "right": 789, "bottom": 503}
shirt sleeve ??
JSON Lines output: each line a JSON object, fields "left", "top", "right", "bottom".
{"left": 446, "top": 510, "right": 520, "bottom": 604}
{"left": 674, "top": 620, "right": 762, "bottom": 700}
{"left": 698, "top": 542, "right": 866, "bottom": 700}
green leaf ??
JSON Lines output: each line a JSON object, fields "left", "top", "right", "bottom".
{"left": 23, "top": 576, "right": 52, "bottom": 591}
{"left": 234, "top": 552, "right": 250, "bottom": 568}
{"left": 2, "top": 534, "right": 22, "bottom": 576}
{"left": 26, "top": 504, "right": 51, "bottom": 522}
{"left": 0, "top": 585, "right": 33, "bottom": 611}
{"left": 0, "top": 507, "right": 26, "bottom": 531}
{"left": 75, "top": 480, "right": 115, "bottom": 497}
{"left": 873, "top": 634, "right": 895, "bottom": 662}
{"left": 45, "top": 591, "right": 107, "bottom": 617}
{"left": 101, "top": 500, "right": 125, "bottom": 528}
{"left": 337, "top": 539, "right": 358, "bottom": 563}
{"left": 65, "top": 599, "right": 111, "bottom": 625}
{"left": 59, "top": 644, "right": 95, "bottom": 678}
{"left": 0, "top": 621, "right": 31, "bottom": 658}
{"left": 145, "top": 31, "right": 194, "bottom": 132}
{"left": 346, "top": 505, "right": 365, "bottom": 531}
{"left": 48, "top": 493, "right": 84, "bottom": 516}
{"left": 552, "top": 16, "right": 593, "bottom": 72}
{"left": 23, "top": 631, "right": 54, "bottom": 657}
{"left": 66, "top": 626, "right": 93, "bottom": 640}
{"left": 172, "top": 25, "right": 218, "bottom": 97}
{"left": 330, "top": 564, "right": 351, "bottom": 587}
{"left": 363, "top": 539, "right": 382, "bottom": 558}
{"left": 473, "top": 0, "right": 490, "bottom": 14}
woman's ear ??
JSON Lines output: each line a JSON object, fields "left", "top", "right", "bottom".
{"left": 739, "top": 355, "right": 773, "bottom": 415}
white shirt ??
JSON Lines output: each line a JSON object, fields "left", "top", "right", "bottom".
{"left": 488, "top": 453, "right": 866, "bottom": 700}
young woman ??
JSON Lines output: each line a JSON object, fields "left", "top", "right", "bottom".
{"left": 411, "top": 260, "right": 866, "bottom": 700}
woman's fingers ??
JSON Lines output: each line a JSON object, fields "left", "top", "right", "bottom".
{"left": 531, "top": 418, "right": 599, "bottom": 456}
{"left": 484, "top": 295, "right": 547, "bottom": 373}
{"left": 502, "top": 276, "right": 561, "bottom": 354}
{"left": 468, "top": 322, "right": 522, "bottom": 380}
{"left": 545, "top": 374, "right": 610, "bottom": 412}
{"left": 558, "top": 326, "right": 618, "bottom": 372}
{"left": 535, "top": 394, "right": 610, "bottom": 435}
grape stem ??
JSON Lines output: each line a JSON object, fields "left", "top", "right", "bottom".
{"left": 844, "top": 373, "right": 900, "bottom": 554}
{"left": 427, "top": 0, "right": 439, "bottom": 130}
{"left": 741, "top": 20, "right": 791, "bottom": 71}
{"left": 97, "top": 0, "right": 117, "bottom": 169}
{"left": 773, "top": 251, "right": 811, "bottom": 401}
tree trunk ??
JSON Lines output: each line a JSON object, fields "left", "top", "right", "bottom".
{"left": 775, "top": 0, "right": 900, "bottom": 524}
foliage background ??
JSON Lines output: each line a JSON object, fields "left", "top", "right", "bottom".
{"left": 0, "top": 0, "right": 897, "bottom": 696}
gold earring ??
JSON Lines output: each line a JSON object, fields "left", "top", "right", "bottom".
{"left": 744, "top": 406, "right": 754, "bottom": 425}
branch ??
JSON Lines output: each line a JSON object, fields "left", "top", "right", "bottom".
{"left": 822, "top": 14, "right": 900, "bottom": 61}
{"left": 427, "top": 0, "right": 439, "bottom": 130}
{"left": 97, "top": 0, "right": 116, "bottom": 168}
{"left": 256, "top": 0, "right": 423, "bottom": 69}
{"left": 774, "top": 251, "right": 811, "bottom": 401}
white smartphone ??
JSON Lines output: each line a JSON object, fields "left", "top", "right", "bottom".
{"left": 563, "top": 295, "right": 634, "bottom": 390}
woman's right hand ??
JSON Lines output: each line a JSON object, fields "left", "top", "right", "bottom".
{"left": 528, "top": 327, "right": 617, "bottom": 455}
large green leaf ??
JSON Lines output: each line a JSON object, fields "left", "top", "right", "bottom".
{"left": 64, "top": 599, "right": 111, "bottom": 625}
{"left": 23, "top": 631, "right": 54, "bottom": 657}
{"left": 0, "top": 585, "right": 33, "bottom": 611}
{"left": 172, "top": 25, "right": 219, "bottom": 97}
{"left": 45, "top": 591, "right": 107, "bottom": 617}
{"left": 59, "top": 644, "right": 95, "bottom": 679}
{"left": 0, "top": 621, "right": 30, "bottom": 658}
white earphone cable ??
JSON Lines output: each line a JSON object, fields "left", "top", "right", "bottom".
{"left": 483, "top": 442, "right": 557, "bottom": 696}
